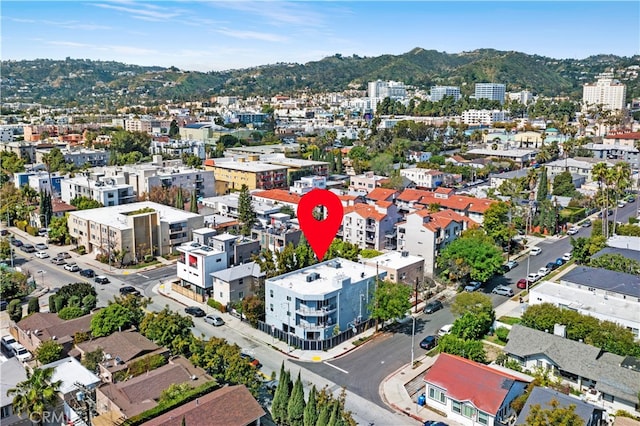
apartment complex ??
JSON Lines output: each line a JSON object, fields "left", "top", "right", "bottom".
{"left": 582, "top": 72, "right": 627, "bottom": 111}
{"left": 461, "top": 109, "right": 509, "bottom": 126}
{"left": 264, "top": 258, "right": 386, "bottom": 349}
{"left": 340, "top": 202, "right": 400, "bottom": 251}
{"left": 474, "top": 83, "right": 506, "bottom": 104}
{"left": 60, "top": 176, "right": 136, "bottom": 206}
{"left": 68, "top": 201, "right": 203, "bottom": 264}
{"left": 430, "top": 86, "right": 461, "bottom": 102}
{"left": 206, "top": 159, "right": 287, "bottom": 193}
{"left": 400, "top": 167, "right": 445, "bottom": 189}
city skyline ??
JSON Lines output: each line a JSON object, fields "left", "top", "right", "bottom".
{"left": 2, "top": 1, "right": 639, "bottom": 73}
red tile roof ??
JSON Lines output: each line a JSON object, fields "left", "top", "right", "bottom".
{"left": 366, "top": 187, "right": 398, "bottom": 202}
{"left": 605, "top": 132, "right": 640, "bottom": 140}
{"left": 435, "top": 187, "right": 454, "bottom": 195}
{"left": 344, "top": 204, "right": 387, "bottom": 222}
{"left": 204, "top": 158, "right": 216, "bottom": 167}
{"left": 141, "top": 385, "right": 265, "bottom": 426}
{"left": 398, "top": 188, "right": 496, "bottom": 215}
{"left": 423, "top": 353, "right": 527, "bottom": 414}
{"left": 252, "top": 189, "right": 301, "bottom": 205}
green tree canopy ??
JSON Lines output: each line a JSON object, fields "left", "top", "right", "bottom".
{"left": 35, "top": 340, "right": 63, "bottom": 365}
{"left": 139, "top": 307, "right": 194, "bottom": 353}
{"left": 438, "top": 229, "right": 503, "bottom": 283}
{"left": 369, "top": 280, "right": 412, "bottom": 331}
{"left": 238, "top": 184, "right": 256, "bottom": 236}
{"left": 8, "top": 367, "right": 62, "bottom": 426}
{"left": 437, "top": 334, "right": 487, "bottom": 363}
{"left": 552, "top": 170, "right": 577, "bottom": 197}
{"left": 525, "top": 398, "right": 585, "bottom": 426}
{"left": 70, "top": 196, "right": 103, "bottom": 210}
{"left": 450, "top": 292, "right": 495, "bottom": 319}
{"left": 483, "top": 201, "right": 515, "bottom": 247}
{"left": 90, "top": 303, "right": 137, "bottom": 337}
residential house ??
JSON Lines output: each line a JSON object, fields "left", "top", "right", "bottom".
{"left": 68, "top": 201, "right": 203, "bottom": 263}
{"left": 341, "top": 202, "right": 400, "bottom": 250}
{"left": 40, "top": 357, "right": 101, "bottom": 426}
{"left": 365, "top": 188, "right": 398, "bottom": 204}
{"left": 200, "top": 193, "right": 282, "bottom": 225}
{"left": 289, "top": 175, "right": 326, "bottom": 195}
{"left": 545, "top": 157, "right": 616, "bottom": 181}
{"left": 251, "top": 214, "right": 302, "bottom": 253}
{"left": 603, "top": 132, "right": 640, "bottom": 148}
{"left": 583, "top": 143, "right": 640, "bottom": 169}
{"left": 139, "top": 385, "right": 265, "bottom": 426}
{"left": 515, "top": 387, "right": 605, "bottom": 426}
{"left": 407, "top": 150, "right": 432, "bottom": 163}
{"left": 363, "top": 251, "right": 424, "bottom": 284}
{"left": 400, "top": 167, "right": 446, "bottom": 189}
{"left": 348, "top": 172, "right": 389, "bottom": 194}
{"left": 489, "top": 168, "right": 531, "bottom": 190}
{"left": 29, "top": 198, "right": 77, "bottom": 229}
{"left": 264, "top": 258, "right": 386, "bottom": 350}
{"left": 95, "top": 356, "right": 210, "bottom": 421}
{"left": 396, "top": 209, "right": 470, "bottom": 276}
{"left": 466, "top": 147, "right": 537, "bottom": 165}
{"left": 503, "top": 324, "right": 640, "bottom": 415}
{"left": 530, "top": 266, "right": 640, "bottom": 338}
{"left": 11, "top": 312, "right": 94, "bottom": 356}
{"left": 60, "top": 176, "right": 136, "bottom": 207}
{"left": 422, "top": 353, "right": 530, "bottom": 426}
{"left": 75, "top": 330, "right": 169, "bottom": 383}
{"left": 211, "top": 262, "right": 264, "bottom": 307}
{"left": 251, "top": 189, "right": 301, "bottom": 211}
{"left": 0, "top": 357, "right": 28, "bottom": 425}
{"left": 395, "top": 188, "right": 496, "bottom": 224}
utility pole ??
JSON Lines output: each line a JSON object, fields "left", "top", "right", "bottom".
{"left": 414, "top": 277, "right": 419, "bottom": 313}
{"left": 73, "top": 381, "right": 96, "bottom": 426}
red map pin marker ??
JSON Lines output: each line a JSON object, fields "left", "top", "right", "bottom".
{"left": 297, "top": 189, "right": 344, "bottom": 261}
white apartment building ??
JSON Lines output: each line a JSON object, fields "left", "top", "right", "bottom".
{"left": 461, "top": 109, "right": 509, "bottom": 126}
{"left": 508, "top": 90, "right": 534, "bottom": 105}
{"left": 177, "top": 241, "right": 228, "bottom": 300}
{"left": 60, "top": 176, "right": 136, "bottom": 207}
{"left": 368, "top": 80, "right": 407, "bottom": 111}
{"left": 582, "top": 72, "right": 627, "bottom": 111}
{"left": 340, "top": 202, "right": 400, "bottom": 251}
{"left": 400, "top": 167, "right": 445, "bottom": 189}
{"left": 474, "top": 83, "right": 506, "bottom": 104}
{"left": 145, "top": 167, "right": 215, "bottom": 199}
{"left": 150, "top": 139, "right": 206, "bottom": 160}
{"left": 124, "top": 118, "right": 152, "bottom": 133}
{"left": 430, "top": 86, "right": 461, "bottom": 102}
{"left": 397, "top": 209, "right": 470, "bottom": 276}
{"left": 349, "top": 172, "right": 389, "bottom": 193}
{"left": 264, "top": 258, "right": 386, "bottom": 349}
{"left": 34, "top": 148, "right": 110, "bottom": 168}
{"left": 289, "top": 175, "right": 326, "bottom": 195}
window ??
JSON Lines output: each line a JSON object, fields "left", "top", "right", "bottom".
{"left": 270, "top": 290, "right": 274, "bottom": 298}
{"left": 602, "top": 393, "right": 614, "bottom": 403}
{"left": 270, "top": 304, "right": 274, "bottom": 312}
{"left": 219, "top": 292, "right": 223, "bottom": 298}
{"left": 216, "top": 258, "right": 221, "bottom": 262}
{"left": 428, "top": 387, "right": 446, "bottom": 404}
{"left": 478, "top": 411, "right": 489, "bottom": 425}
{"left": 1, "top": 405, "right": 10, "bottom": 419}
{"left": 452, "top": 401, "right": 461, "bottom": 414}
{"left": 238, "top": 291, "right": 244, "bottom": 299}
{"left": 462, "top": 405, "right": 476, "bottom": 418}
{"left": 286, "top": 296, "right": 291, "bottom": 301}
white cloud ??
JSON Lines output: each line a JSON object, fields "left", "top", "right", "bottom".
{"left": 91, "top": 2, "right": 184, "bottom": 21}
{"left": 211, "top": 1, "right": 326, "bottom": 28}
{"left": 215, "top": 28, "right": 288, "bottom": 42}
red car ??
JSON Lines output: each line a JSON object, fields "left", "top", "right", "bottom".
{"left": 516, "top": 279, "right": 527, "bottom": 289}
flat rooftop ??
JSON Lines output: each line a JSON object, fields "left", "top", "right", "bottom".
{"left": 531, "top": 281, "right": 640, "bottom": 327}
{"left": 267, "top": 258, "right": 384, "bottom": 296}
{"left": 70, "top": 201, "right": 201, "bottom": 229}
{"left": 212, "top": 161, "right": 288, "bottom": 173}
{"left": 467, "top": 148, "right": 537, "bottom": 158}
{"left": 365, "top": 251, "right": 424, "bottom": 270}
{"left": 178, "top": 241, "right": 224, "bottom": 256}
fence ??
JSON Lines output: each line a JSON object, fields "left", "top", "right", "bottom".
{"left": 257, "top": 319, "right": 374, "bottom": 351}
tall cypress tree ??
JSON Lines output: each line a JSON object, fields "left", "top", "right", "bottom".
{"left": 287, "top": 372, "right": 305, "bottom": 426}
{"left": 326, "top": 401, "right": 340, "bottom": 426}
{"left": 335, "top": 150, "right": 343, "bottom": 174}
{"left": 39, "top": 190, "right": 46, "bottom": 227}
{"left": 536, "top": 167, "right": 548, "bottom": 202}
{"left": 238, "top": 184, "right": 256, "bottom": 236}
{"left": 272, "top": 366, "right": 290, "bottom": 425}
{"left": 190, "top": 188, "right": 198, "bottom": 213}
{"left": 315, "top": 404, "right": 330, "bottom": 426}
{"left": 175, "top": 185, "right": 184, "bottom": 210}
{"left": 303, "top": 385, "right": 318, "bottom": 426}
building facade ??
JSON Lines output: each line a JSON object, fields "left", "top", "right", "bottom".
{"left": 430, "top": 86, "right": 461, "bottom": 102}
{"left": 582, "top": 72, "right": 627, "bottom": 111}
{"left": 474, "top": 83, "right": 506, "bottom": 104}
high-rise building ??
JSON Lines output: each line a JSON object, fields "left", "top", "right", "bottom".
{"left": 582, "top": 72, "right": 626, "bottom": 111}
{"left": 430, "top": 86, "right": 461, "bottom": 102}
{"left": 368, "top": 80, "right": 407, "bottom": 111}
{"left": 474, "top": 83, "right": 506, "bottom": 104}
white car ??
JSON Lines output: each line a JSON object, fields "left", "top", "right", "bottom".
{"left": 538, "top": 267, "right": 551, "bottom": 277}
{"left": 527, "top": 272, "right": 540, "bottom": 283}
{"left": 12, "top": 343, "right": 32, "bottom": 362}
{"left": 618, "top": 200, "right": 626, "bottom": 208}
{"left": 35, "top": 251, "right": 49, "bottom": 259}
{"left": 438, "top": 324, "right": 454, "bottom": 337}
{"left": 529, "top": 247, "right": 542, "bottom": 256}
{"left": 567, "top": 226, "right": 579, "bottom": 235}
{"left": 562, "top": 252, "right": 572, "bottom": 262}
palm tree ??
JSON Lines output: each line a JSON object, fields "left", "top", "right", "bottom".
{"left": 611, "top": 162, "right": 631, "bottom": 235}
{"left": 8, "top": 367, "right": 62, "bottom": 426}
{"left": 592, "top": 162, "right": 611, "bottom": 237}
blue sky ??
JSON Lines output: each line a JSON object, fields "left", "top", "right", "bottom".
{"left": 2, "top": 1, "right": 638, "bottom": 72}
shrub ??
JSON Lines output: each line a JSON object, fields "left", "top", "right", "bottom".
{"left": 27, "top": 297, "right": 40, "bottom": 314}
{"left": 48, "top": 294, "right": 58, "bottom": 313}
{"left": 53, "top": 296, "right": 65, "bottom": 313}
{"left": 26, "top": 225, "right": 38, "bottom": 236}
{"left": 207, "top": 298, "right": 226, "bottom": 313}
{"left": 77, "top": 246, "right": 86, "bottom": 255}
{"left": 495, "top": 326, "right": 510, "bottom": 343}
{"left": 8, "top": 299, "right": 22, "bottom": 322}
{"left": 73, "top": 331, "right": 90, "bottom": 344}
{"left": 58, "top": 306, "right": 85, "bottom": 320}
{"left": 35, "top": 340, "right": 63, "bottom": 364}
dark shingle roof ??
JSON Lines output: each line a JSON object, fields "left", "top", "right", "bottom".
{"left": 592, "top": 246, "right": 640, "bottom": 263}
{"left": 561, "top": 266, "right": 640, "bottom": 298}
{"left": 515, "top": 386, "right": 603, "bottom": 425}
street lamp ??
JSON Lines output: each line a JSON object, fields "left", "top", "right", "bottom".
{"left": 410, "top": 316, "right": 416, "bottom": 367}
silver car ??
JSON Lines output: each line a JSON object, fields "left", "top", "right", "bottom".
{"left": 204, "top": 314, "right": 225, "bottom": 326}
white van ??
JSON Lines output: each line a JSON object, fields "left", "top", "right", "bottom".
{"left": 438, "top": 324, "right": 453, "bottom": 337}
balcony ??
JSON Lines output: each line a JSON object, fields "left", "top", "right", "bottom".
{"left": 436, "top": 236, "right": 444, "bottom": 244}
{"left": 385, "top": 241, "right": 397, "bottom": 250}
{"left": 297, "top": 305, "right": 336, "bottom": 316}
{"left": 365, "top": 235, "right": 375, "bottom": 243}
{"left": 299, "top": 320, "right": 333, "bottom": 330}
{"left": 385, "top": 230, "right": 396, "bottom": 238}
{"left": 365, "top": 224, "right": 376, "bottom": 232}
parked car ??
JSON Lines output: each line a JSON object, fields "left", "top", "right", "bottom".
{"left": 555, "top": 258, "right": 565, "bottom": 266}
{"left": 419, "top": 335, "right": 438, "bottom": 350}
{"left": 527, "top": 272, "right": 540, "bottom": 283}
{"left": 94, "top": 276, "right": 110, "bottom": 284}
{"left": 64, "top": 263, "right": 81, "bottom": 272}
{"left": 618, "top": 200, "right": 626, "bottom": 208}
{"left": 492, "top": 285, "right": 514, "bottom": 297}
{"left": 79, "top": 269, "right": 95, "bottom": 278}
{"left": 597, "top": 210, "right": 613, "bottom": 218}
{"left": 10, "top": 239, "right": 23, "bottom": 247}
{"left": 21, "top": 244, "right": 36, "bottom": 253}
{"left": 437, "top": 324, "right": 453, "bottom": 337}
{"left": 119, "top": 286, "right": 141, "bottom": 297}
{"left": 545, "top": 262, "right": 559, "bottom": 271}
{"left": 184, "top": 306, "right": 206, "bottom": 317}
{"left": 240, "top": 353, "right": 262, "bottom": 368}
{"left": 35, "top": 251, "right": 49, "bottom": 259}
{"left": 503, "top": 260, "right": 519, "bottom": 271}
{"left": 12, "top": 343, "right": 32, "bottom": 362}
{"left": 264, "top": 379, "right": 279, "bottom": 392}
{"left": 204, "top": 314, "right": 225, "bottom": 326}
{"left": 1, "top": 335, "right": 17, "bottom": 355}
{"left": 537, "top": 267, "right": 551, "bottom": 277}
{"left": 464, "top": 281, "right": 483, "bottom": 292}
{"left": 424, "top": 421, "right": 449, "bottom": 426}
{"left": 50, "top": 257, "right": 66, "bottom": 265}
{"left": 567, "top": 226, "right": 579, "bottom": 235}
{"left": 529, "top": 247, "right": 542, "bottom": 256}
{"left": 516, "top": 279, "right": 528, "bottom": 289}
{"left": 581, "top": 220, "right": 592, "bottom": 228}
{"left": 0, "top": 229, "right": 8, "bottom": 236}
{"left": 35, "top": 243, "right": 48, "bottom": 250}
{"left": 562, "top": 252, "right": 572, "bottom": 262}
{"left": 59, "top": 252, "right": 71, "bottom": 259}
{"left": 38, "top": 228, "right": 48, "bottom": 236}
{"left": 423, "top": 300, "right": 444, "bottom": 314}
